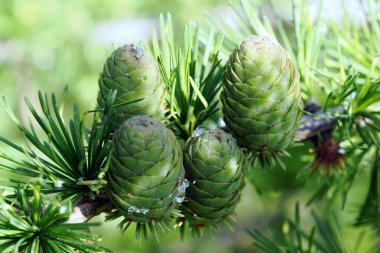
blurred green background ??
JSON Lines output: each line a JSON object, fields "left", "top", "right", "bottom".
{"left": 0, "top": 0, "right": 372, "bottom": 252}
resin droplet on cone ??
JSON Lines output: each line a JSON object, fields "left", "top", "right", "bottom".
{"left": 221, "top": 36, "right": 302, "bottom": 158}
{"left": 98, "top": 44, "right": 165, "bottom": 130}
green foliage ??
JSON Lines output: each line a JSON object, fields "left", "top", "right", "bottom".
{"left": 301, "top": 73, "right": 380, "bottom": 207}
{"left": 250, "top": 203, "right": 317, "bottom": 253}
{"left": 0, "top": 186, "right": 109, "bottom": 253}
{"left": 320, "top": 74, "right": 380, "bottom": 149}
{"left": 0, "top": 89, "right": 116, "bottom": 204}
{"left": 355, "top": 148, "right": 380, "bottom": 233}
{"left": 250, "top": 203, "right": 373, "bottom": 253}
{"left": 149, "top": 14, "right": 224, "bottom": 141}
{"left": 324, "top": 0, "right": 380, "bottom": 82}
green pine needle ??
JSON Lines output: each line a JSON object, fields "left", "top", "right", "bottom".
{"left": 249, "top": 202, "right": 373, "bottom": 253}
{"left": 0, "top": 88, "right": 117, "bottom": 204}
{"left": 324, "top": 0, "right": 380, "bottom": 82}
{"left": 0, "top": 186, "right": 110, "bottom": 253}
{"left": 149, "top": 13, "right": 225, "bottom": 141}
{"left": 355, "top": 148, "right": 380, "bottom": 233}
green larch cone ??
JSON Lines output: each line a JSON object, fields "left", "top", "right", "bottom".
{"left": 98, "top": 44, "right": 165, "bottom": 130}
{"left": 181, "top": 127, "right": 245, "bottom": 228}
{"left": 107, "top": 116, "right": 185, "bottom": 224}
{"left": 221, "top": 35, "right": 302, "bottom": 160}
